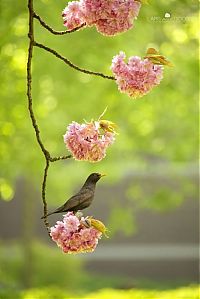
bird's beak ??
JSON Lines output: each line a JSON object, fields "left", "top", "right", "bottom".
{"left": 100, "top": 173, "right": 106, "bottom": 177}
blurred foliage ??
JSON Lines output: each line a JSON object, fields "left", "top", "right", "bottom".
{"left": 0, "top": 285, "right": 199, "bottom": 299}
{"left": 0, "top": 241, "right": 139, "bottom": 293}
{"left": 0, "top": 241, "right": 83, "bottom": 290}
{"left": 0, "top": 0, "right": 198, "bottom": 221}
{"left": 108, "top": 205, "right": 137, "bottom": 236}
{"left": 126, "top": 171, "right": 198, "bottom": 212}
{"left": 0, "top": 241, "right": 199, "bottom": 297}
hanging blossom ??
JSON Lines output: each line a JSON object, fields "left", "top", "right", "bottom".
{"left": 62, "top": 0, "right": 142, "bottom": 36}
{"left": 111, "top": 51, "right": 164, "bottom": 99}
{"left": 50, "top": 212, "right": 108, "bottom": 254}
{"left": 64, "top": 119, "right": 117, "bottom": 162}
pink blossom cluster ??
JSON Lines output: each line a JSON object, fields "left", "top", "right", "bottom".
{"left": 62, "top": 0, "right": 141, "bottom": 36}
{"left": 50, "top": 212, "right": 102, "bottom": 254}
{"left": 64, "top": 121, "right": 115, "bottom": 162}
{"left": 111, "top": 51, "right": 164, "bottom": 98}
{"left": 62, "top": 1, "right": 84, "bottom": 30}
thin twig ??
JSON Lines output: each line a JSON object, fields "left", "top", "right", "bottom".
{"left": 33, "top": 41, "right": 115, "bottom": 80}
{"left": 33, "top": 12, "right": 86, "bottom": 35}
{"left": 50, "top": 155, "right": 72, "bottom": 162}
{"left": 41, "top": 158, "right": 50, "bottom": 233}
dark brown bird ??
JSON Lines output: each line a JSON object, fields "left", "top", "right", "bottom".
{"left": 41, "top": 173, "right": 105, "bottom": 218}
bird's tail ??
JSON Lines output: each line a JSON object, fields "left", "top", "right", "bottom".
{"left": 41, "top": 205, "right": 66, "bottom": 219}
{"left": 41, "top": 211, "right": 57, "bottom": 219}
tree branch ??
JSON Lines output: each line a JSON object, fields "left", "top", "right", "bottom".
{"left": 27, "top": 0, "right": 51, "bottom": 232}
{"left": 27, "top": 2, "right": 51, "bottom": 160}
{"left": 33, "top": 12, "right": 86, "bottom": 35}
{"left": 41, "top": 159, "right": 50, "bottom": 233}
{"left": 33, "top": 41, "right": 115, "bottom": 80}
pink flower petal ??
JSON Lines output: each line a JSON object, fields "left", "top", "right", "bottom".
{"left": 111, "top": 52, "right": 163, "bottom": 98}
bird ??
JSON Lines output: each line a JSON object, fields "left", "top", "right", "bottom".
{"left": 41, "top": 173, "right": 105, "bottom": 218}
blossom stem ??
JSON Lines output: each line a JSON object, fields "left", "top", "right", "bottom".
{"left": 50, "top": 155, "right": 72, "bottom": 162}
{"left": 33, "top": 41, "right": 115, "bottom": 80}
{"left": 33, "top": 12, "right": 86, "bottom": 35}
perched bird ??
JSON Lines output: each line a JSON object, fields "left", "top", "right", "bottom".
{"left": 41, "top": 173, "right": 105, "bottom": 218}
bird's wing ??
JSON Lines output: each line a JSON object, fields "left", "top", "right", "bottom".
{"left": 55, "top": 188, "right": 93, "bottom": 212}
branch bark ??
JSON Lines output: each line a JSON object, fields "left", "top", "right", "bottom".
{"left": 41, "top": 159, "right": 50, "bottom": 233}
{"left": 27, "top": 0, "right": 50, "bottom": 160}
